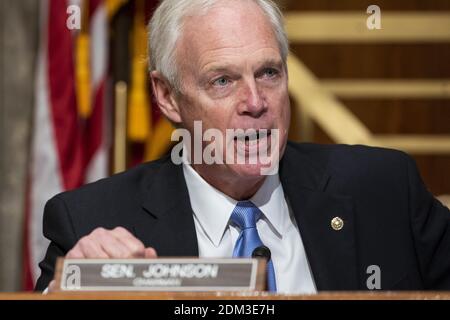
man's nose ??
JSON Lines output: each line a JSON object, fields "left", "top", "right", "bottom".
{"left": 237, "top": 79, "right": 267, "bottom": 118}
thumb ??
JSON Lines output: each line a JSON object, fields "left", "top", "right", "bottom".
{"left": 144, "top": 247, "right": 158, "bottom": 259}
{"left": 48, "top": 280, "right": 57, "bottom": 293}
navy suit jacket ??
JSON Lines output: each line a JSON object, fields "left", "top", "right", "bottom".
{"left": 35, "top": 142, "right": 450, "bottom": 291}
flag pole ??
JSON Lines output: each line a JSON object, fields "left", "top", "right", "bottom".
{"left": 114, "top": 81, "right": 127, "bottom": 174}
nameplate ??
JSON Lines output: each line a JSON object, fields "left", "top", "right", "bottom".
{"left": 54, "top": 258, "right": 266, "bottom": 292}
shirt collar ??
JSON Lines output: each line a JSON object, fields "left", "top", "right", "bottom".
{"left": 183, "top": 162, "right": 237, "bottom": 247}
{"left": 183, "top": 162, "right": 286, "bottom": 247}
{"left": 249, "top": 174, "right": 285, "bottom": 238}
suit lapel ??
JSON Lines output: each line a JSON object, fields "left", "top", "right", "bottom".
{"left": 280, "top": 145, "right": 358, "bottom": 290}
{"left": 132, "top": 144, "right": 358, "bottom": 289}
{"left": 134, "top": 158, "right": 199, "bottom": 257}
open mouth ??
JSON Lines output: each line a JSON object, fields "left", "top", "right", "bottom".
{"left": 233, "top": 129, "right": 272, "bottom": 145}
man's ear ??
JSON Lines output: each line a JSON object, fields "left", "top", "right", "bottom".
{"left": 150, "top": 71, "right": 182, "bottom": 124}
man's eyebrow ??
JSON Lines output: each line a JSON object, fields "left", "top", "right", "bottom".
{"left": 257, "top": 59, "right": 284, "bottom": 69}
{"left": 202, "top": 59, "right": 284, "bottom": 74}
{"left": 202, "top": 64, "right": 237, "bottom": 75}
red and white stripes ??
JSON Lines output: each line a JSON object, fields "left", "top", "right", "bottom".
{"left": 24, "top": 0, "right": 109, "bottom": 289}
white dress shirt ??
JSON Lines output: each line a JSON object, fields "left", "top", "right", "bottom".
{"left": 182, "top": 163, "right": 317, "bottom": 294}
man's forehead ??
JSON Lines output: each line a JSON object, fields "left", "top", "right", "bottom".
{"left": 179, "top": 2, "right": 279, "bottom": 69}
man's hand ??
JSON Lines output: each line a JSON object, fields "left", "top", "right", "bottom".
{"left": 47, "top": 227, "right": 157, "bottom": 293}
{"left": 66, "top": 227, "right": 157, "bottom": 259}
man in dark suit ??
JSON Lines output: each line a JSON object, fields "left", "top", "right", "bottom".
{"left": 35, "top": 0, "right": 450, "bottom": 292}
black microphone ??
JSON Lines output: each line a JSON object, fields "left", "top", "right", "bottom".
{"left": 252, "top": 245, "right": 271, "bottom": 261}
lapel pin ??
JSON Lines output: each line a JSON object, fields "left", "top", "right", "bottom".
{"left": 331, "top": 217, "right": 344, "bottom": 231}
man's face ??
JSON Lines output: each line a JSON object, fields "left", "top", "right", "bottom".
{"left": 174, "top": 1, "right": 290, "bottom": 182}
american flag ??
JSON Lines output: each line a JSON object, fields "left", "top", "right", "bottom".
{"left": 23, "top": 0, "right": 110, "bottom": 290}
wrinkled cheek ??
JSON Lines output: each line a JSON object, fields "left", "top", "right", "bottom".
{"left": 275, "top": 92, "right": 291, "bottom": 128}
{"left": 284, "top": 102, "right": 291, "bottom": 125}
{"left": 277, "top": 95, "right": 291, "bottom": 153}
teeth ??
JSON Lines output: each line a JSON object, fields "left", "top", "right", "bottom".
{"left": 258, "top": 130, "right": 269, "bottom": 139}
{"left": 234, "top": 129, "right": 271, "bottom": 141}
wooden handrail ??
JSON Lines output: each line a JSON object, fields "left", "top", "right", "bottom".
{"left": 287, "top": 55, "right": 371, "bottom": 145}
{"left": 287, "top": 54, "right": 450, "bottom": 154}
{"left": 285, "top": 12, "right": 450, "bottom": 43}
{"left": 321, "top": 79, "right": 450, "bottom": 99}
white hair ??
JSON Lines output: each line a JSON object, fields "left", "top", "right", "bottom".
{"left": 148, "top": 0, "right": 289, "bottom": 92}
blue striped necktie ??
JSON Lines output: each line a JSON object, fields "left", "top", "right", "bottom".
{"left": 231, "top": 201, "right": 277, "bottom": 292}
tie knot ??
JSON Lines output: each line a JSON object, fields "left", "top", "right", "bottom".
{"left": 230, "top": 201, "right": 261, "bottom": 229}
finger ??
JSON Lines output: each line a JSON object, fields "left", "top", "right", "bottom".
{"left": 48, "top": 280, "right": 57, "bottom": 293}
{"left": 144, "top": 247, "right": 158, "bottom": 258}
{"left": 94, "top": 230, "right": 135, "bottom": 258}
{"left": 77, "top": 235, "right": 110, "bottom": 258}
{"left": 111, "top": 227, "right": 146, "bottom": 258}
{"left": 66, "top": 246, "right": 85, "bottom": 259}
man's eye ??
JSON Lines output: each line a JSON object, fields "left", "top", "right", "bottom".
{"left": 213, "top": 77, "right": 230, "bottom": 87}
{"left": 263, "top": 68, "right": 279, "bottom": 78}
